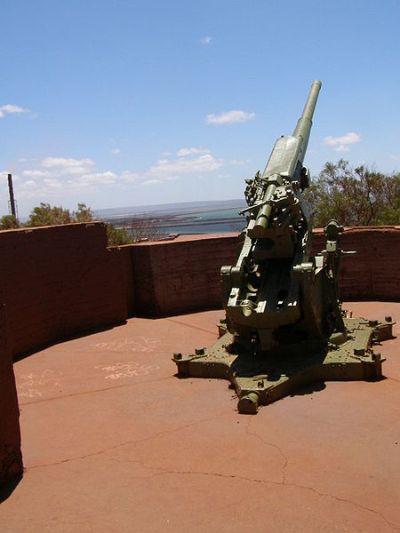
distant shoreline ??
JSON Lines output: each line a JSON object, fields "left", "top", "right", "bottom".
{"left": 95, "top": 199, "right": 246, "bottom": 235}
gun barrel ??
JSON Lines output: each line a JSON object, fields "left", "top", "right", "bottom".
{"left": 292, "top": 80, "right": 322, "bottom": 163}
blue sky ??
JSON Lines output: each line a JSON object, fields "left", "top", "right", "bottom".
{"left": 1, "top": 0, "right": 400, "bottom": 217}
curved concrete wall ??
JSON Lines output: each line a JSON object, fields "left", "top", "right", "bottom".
{"left": 0, "top": 223, "right": 399, "bottom": 356}
{"left": 312, "top": 226, "right": 400, "bottom": 302}
{"left": 0, "top": 223, "right": 399, "bottom": 485}
{"left": 129, "top": 226, "right": 400, "bottom": 316}
{"left": 0, "top": 222, "right": 128, "bottom": 485}
{"left": 0, "top": 223, "right": 399, "bottom": 357}
{"left": 0, "top": 223, "right": 128, "bottom": 359}
{"left": 0, "top": 282, "right": 23, "bottom": 485}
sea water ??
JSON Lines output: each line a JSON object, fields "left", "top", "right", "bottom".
{"left": 95, "top": 199, "right": 247, "bottom": 235}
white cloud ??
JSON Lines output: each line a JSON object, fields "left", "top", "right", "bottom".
{"left": 390, "top": 154, "right": 400, "bottom": 161}
{"left": 7, "top": 147, "right": 227, "bottom": 204}
{"left": 22, "top": 169, "right": 51, "bottom": 178}
{"left": 323, "top": 132, "right": 361, "bottom": 152}
{"left": 41, "top": 157, "right": 95, "bottom": 175}
{"left": 120, "top": 171, "right": 139, "bottom": 183}
{"left": 111, "top": 148, "right": 121, "bottom": 155}
{"left": 41, "top": 157, "right": 94, "bottom": 169}
{"left": 79, "top": 171, "right": 118, "bottom": 185}
{"left": 229, "top": 159, "right": 249, "bottom": 166}
{"left": 142, "top": 179, "right": 162, "bottom": 186}
{"left": 206, "top": 110, "right": 256, "bottom": 125}
{"left": 146, "top": 153, "right": 223, "bottom": 180}
{"left": 0, "top": 104, "right": 28, "bottom": 118}
{"left": 43, "top": 178, "right": 62, "bottom": 188}
{"left": 200, "top": 36, "right": 212, "bottom": 45}
{"left": 176, "top": 147, "right": 210, "bottom": 157}
{"left": 23, "top": 180, "right": 37, "bottom": 188}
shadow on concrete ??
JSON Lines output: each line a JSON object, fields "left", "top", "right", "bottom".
{"left": 290, "top": 381, "right": 326, "bottom": 397}
{"left": 366, "top": 375, "right": 387, "bottom": 382}
{"left": 0, "top": 473, "right": 22, "bottom": 504}
{"left": 135, "top": 305, "right": 223, "bottom": 320}
{"left": 13, "top": 320, "right": 127, "bottom": 362}
{"left": 290, "top": 375, "right": 386, "bottom": 398}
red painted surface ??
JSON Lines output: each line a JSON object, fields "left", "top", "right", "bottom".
{"left": 0, "top": 223, "right": 399, "bottom": 487}
{"left": 129, "top": 226, "right": 400, "bottom": 316}
{"left": 0, "top": 282, "right": 22, "bottom": 485}
{"left": 312, "top": 226, "right": 400, "bottom": 301}
{"left": 1, "top": 302, "right": 399, "bottom": 531}
{"left": 1, "top": 223, "right": 399, "bottom": 351}
{"left": 128, "top": 234, "right": 239, "bottom": 315}
{"left": 0, "top": 223, "right": 127, "bottom": 359}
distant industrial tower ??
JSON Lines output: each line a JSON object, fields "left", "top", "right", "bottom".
{"left": 7, "top": 173, "right": 17, "bottom": 218}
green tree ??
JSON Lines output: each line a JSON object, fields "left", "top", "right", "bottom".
{"left": 25, "top": 202, "right": 96, "bottom": 226}
{"left": 26, "top": 203, "right": 72, "bottom": 226}
{"left": 307, "top": 160, "right": 400, "bottom": 227}
{"left": 0, "top": 214, "right": 20, "bottom": 229}
{"left": 105, "top": 224, "right": 133, "bottom": 246}
{"left": 22, "top": 202, "right": 133, "bottom": 245}
{"left": 72, "top": 203, "right": 95, "bottom": 223}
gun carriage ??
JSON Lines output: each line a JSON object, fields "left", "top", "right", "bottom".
{"left": 173, "top": 81, "right": 394, "bottom": 413}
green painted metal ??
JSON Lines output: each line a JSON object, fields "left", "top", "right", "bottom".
{"left": 174, "top": 316, "right": 393, "bottom": 414}
{"left": 173, "top": 81, "right": 395, "bottom": 413}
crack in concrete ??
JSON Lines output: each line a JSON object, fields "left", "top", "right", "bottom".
{"left": 110, "top": 457, "right": 400, "bottom": 532}
{"left": 19, "top": 375, "right": 172, "bottom": 407}
{"left": 165, "top": 317, "right": 217, "bottom": 336}
{"left": 26, "top": 412, "right": 224, "bottom": 471}
{"left": 24, "top": 410, "right": 400, "bottom": 531}
{"left": 386, "top": 377, "right": 400, "bottom": 384}
{"left": 245, "top": 418, "right": 289, "bottom": 484}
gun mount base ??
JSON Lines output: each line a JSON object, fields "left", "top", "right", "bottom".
{"left": 173, "top": 317, "right": 394, "bottom": 414}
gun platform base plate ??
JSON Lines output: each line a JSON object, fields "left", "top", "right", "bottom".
{"left": 173, "top": 317, "right": 394, "bottom": 414}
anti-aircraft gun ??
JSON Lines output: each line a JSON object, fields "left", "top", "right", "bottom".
{"left": 173, "top": 81, "right": 394, "bottom": 414}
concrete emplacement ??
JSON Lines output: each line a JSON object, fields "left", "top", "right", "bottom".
{"left": 1, "top": 224, "right": 400, "bottom": 531}
{"left": 1, "top": 301, "right": 400, "bottom": 532}
{"left": 174, "top": 315, "right": 395, "bottom": 414}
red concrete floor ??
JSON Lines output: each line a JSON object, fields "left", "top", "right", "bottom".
{"left": 1, "top": 302, "right": 400, "bottom": 532}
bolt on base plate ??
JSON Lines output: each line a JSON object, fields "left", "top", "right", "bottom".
{"left": 173, "top": 317, "right": 394, "bottom": 414}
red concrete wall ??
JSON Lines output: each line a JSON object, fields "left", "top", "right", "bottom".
{"left": 128, "top": 227, "right": 400, "bottom": 316}
{"left": 0, "top": 223, "right": 128, "bottom": 359}
{"left": 312, "top": 226, "right": 400, "bottom": 301}
{"left": 129, "top": 234, "right": 239, "bottom": 315}
{"left": 1, "top": 224, "right": 398, "bottom": 351}
{"left": 0, "top": 283, "right": 23, "bottom": 485}
{"left": 0, "top": 222, "right": 398, "bottom": 486}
